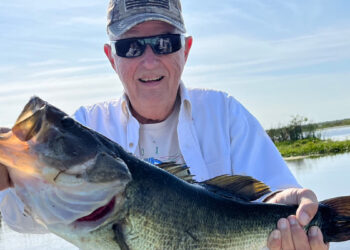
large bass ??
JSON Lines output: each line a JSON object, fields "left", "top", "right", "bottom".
{"left": 0, "top": 97, "right": 349, "bottom": 249}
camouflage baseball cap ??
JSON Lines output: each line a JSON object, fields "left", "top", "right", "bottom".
{"left": 107, "top": 0, "right": 186, "bottom": 39}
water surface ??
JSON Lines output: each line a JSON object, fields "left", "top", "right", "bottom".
{"left": 318, "top": 125, "right": 350, "bottom": 141}
{"left": 287, "top": 153, "right": 350, "bottom": 250}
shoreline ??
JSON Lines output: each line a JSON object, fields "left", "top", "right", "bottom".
{"left": 283, "top": 154, "right": 322, "bottom": 161}
{"left": 275, "top": 138, "right": 350, "bottom": 160}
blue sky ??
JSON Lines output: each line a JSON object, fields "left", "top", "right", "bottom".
{"left": 0, "top": 0, "right": 349, "bottom": 128}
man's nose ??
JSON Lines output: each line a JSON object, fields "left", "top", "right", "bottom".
{"left": 141, "top": 45, "right": 160, "bottom": 69}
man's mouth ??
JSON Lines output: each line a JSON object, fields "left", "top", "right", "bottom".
{"left": 139, "top": 76, "right": 164, "bottom": 83}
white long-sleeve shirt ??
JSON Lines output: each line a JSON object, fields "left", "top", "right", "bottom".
{"left": 0, "top": 82, "right": 300, "bottom": 232}
{"left": 73, "top": 82, "right": 299, "bottom": 188}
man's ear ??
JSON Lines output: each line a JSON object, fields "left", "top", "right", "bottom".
{"left": 184, "top": 36, "right": 193, "bottom": 62}
{"left": 104, "top": 44, "right": 117, "bottom": 72}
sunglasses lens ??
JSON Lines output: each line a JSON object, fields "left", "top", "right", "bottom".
{"left": 152, "top": 35, "right": 182, "bottom": 55}
{"left": 115, "top": 39, "right": 144, "bottom": 58}
{"left": 114, "top": 34, "right": 183, "bottom": 58}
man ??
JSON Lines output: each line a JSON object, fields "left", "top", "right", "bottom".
{"left": 0, "top": 0, "right": 328, "bottom": 249}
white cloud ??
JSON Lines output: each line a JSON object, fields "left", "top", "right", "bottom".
{"left": 28, "top": 60, "right": 66, "bottom": 67}
{"left": 183, "top": 71, "right": 350, "bottom": 129}
{"left": 0, "top": 1, "right": 101, "bottom": 11}
{"left": 59, "top": 17, "right": 105, "bottom": 26}
{"left": 0, "top": 66, "right": 16, "bottom": 73}
{"left": 0, "top": 73, "right": 124, "bottom": 125}
{"left": 185, "top": 6, "right": 265, "bottom": 27}
{"left": 2, "top": 74, "right": 116, "bottom": 94}
{"left": 188, "top": 27, "right": 350, "bottom": 76}
{"left": 29, "top": 65, "right": 106, "bottom": 78}
{"left": 78, "top": 58, "right": 107, "bottom": 63}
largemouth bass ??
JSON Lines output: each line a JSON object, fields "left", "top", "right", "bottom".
{"left": 0, "top": 97, "right": 350, "bottom": 249}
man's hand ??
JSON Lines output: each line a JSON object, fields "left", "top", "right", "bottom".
{"left": 0, "top": 127, "right": 12, "bottom": 191}
{"left": 265, "top": 188, "right": 329, "bottom": 250}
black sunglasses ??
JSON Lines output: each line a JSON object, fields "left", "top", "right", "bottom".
{"left": 111, "top": 34, "right": 185, "bottom": 58}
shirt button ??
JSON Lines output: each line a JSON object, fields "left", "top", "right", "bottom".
{"left": 129, "top": 142, "right": 134, "bottom": 148}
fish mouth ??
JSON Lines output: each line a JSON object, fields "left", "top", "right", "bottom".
{"left": 76, "top": 197, "right": 116, "bottom": 222}
{"left": 69, "top": 196, "right": 119, "bottom": 231}
{"left": 12, "top": 96, "right": 46, "bottom": 142}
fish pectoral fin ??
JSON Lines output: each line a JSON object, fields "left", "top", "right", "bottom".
{"left": 200, "top": 175, "right": 271, "bottom": 201}
{"left": 112, "top": 223, "right": 130, "bottom": 250}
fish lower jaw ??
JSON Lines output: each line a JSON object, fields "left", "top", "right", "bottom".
{"left": 69, "top": 196, "right": 118, "bottom": 232}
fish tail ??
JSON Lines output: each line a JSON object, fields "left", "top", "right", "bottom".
{"left": 318, "top": 196, "right": 350, "bottom": 242}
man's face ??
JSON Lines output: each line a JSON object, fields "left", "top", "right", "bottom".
{"left": 105, "top": 21, "right": 192, "bottom": 120}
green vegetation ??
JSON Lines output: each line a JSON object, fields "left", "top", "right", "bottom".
{"left": 313, "top": 118, "right": 350, "bottom": 129}
{"left": 266, "top": 116, "right": 350, "bottom": 158}
{"left": 275, "top": 138, "right": 350, "bottom": 158}
{"left": 267, "top": 115, "right": 318, "bottom": 143}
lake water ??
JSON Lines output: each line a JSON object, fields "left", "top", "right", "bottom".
{"left": 287, "top": 153, "right": 350, "bottom": 250}
{"left": 318, "top": 125, "right": 350, "bottom": 141}
{"left": 1, "top": 153, "right": 350, "bottom": 249}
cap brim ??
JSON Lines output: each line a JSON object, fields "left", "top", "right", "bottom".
{"left": 108, "top": 13, "right": 186, "bottom": 38}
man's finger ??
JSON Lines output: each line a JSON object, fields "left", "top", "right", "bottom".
{"left": 308, "top": 226, "right": 329, "bottom": 250}
{"left": 267, "top": 229, "right": 281, "bottom": 250}
{"left": 295, "top": 189, "right": 318, "bottom": 226}
{"left": 289, "top": 215, "right": 310, "bottom": 250}
{"left": 278, "top": 218, "right": 294, "bottom": 250}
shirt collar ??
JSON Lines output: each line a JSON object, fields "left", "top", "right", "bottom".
{"left": 179, "top": 81, "right": 193, "bottom": 118}
{"left": 121, "top": 93, "right": 131, "bottom": 118}
{"left": 120, "top": 80, "right": 193, "bottom": 120}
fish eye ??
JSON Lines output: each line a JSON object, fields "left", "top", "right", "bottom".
{"left": 61, "top": 116, "right": 75, "bottom": 129}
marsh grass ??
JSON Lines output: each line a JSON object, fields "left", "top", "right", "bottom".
{"left": 275, "top": 138, "right": 350, "bottom": 157}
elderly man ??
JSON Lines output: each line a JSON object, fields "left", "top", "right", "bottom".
{"left": 0, "top": 0, "right": 328, "bottom": 249}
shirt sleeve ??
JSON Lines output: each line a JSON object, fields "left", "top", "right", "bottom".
{"left": 229, "top": 97, "right": 301, "bottom": 193}
{"left": 0, "top": 189, "right": 48, "bottom": 233}
{"left": 72, "top": 106, "right": 87, "bottom": 124}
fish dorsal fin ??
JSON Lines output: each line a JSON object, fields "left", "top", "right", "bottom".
{"left": 200, "top": 175, "right": 271, "bottom": 201}
{"left": 156, "top": 162, "right": 195, "bottom": 183}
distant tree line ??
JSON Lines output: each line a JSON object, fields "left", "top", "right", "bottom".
{"left": 314, "top": 118, "right": 350, "bottom": 129}
{"left": 266, "top": 115, "right": 319, "bottom": 143}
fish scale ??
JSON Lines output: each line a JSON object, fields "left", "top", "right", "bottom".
{"left": 113, "top": 157, "right": 296, "bottom": 249}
